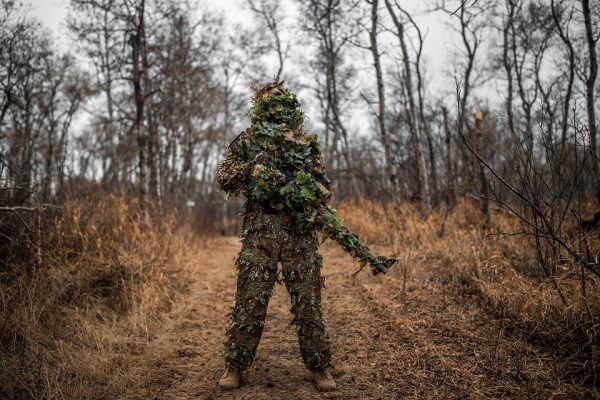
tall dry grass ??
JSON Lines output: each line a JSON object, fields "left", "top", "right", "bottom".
{"left": 0, "top": 195, "right": 190, "bottom": 399}
{"left": 337, "top": 199, "right": 599, "bottom": 386}
{"left": 1, "top": 195, "right": 597, "bottom": 397}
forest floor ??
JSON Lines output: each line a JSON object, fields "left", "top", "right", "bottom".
{"left": 117, "top": 236, "right": 592, "bottom": 400}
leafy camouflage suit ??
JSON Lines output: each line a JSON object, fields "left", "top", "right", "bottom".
{"left": 217, "top": 81, "right": 395, "bottom": 374}
{"left": 217, "top": 128, "right": 332, "bottom": 373}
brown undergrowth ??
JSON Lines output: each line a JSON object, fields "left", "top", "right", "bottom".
{"left": 338, "top": 199, "right": 600, "bottom": 389}
{"left": 0, "top": 195, "right": 191, "bottom": 399}
{"left": 1, "top": 196, "right": 598, "bottom": 398}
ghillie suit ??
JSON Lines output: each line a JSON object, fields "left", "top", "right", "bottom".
{"left": 217, "top": 80, "right": 396, "bottom": 374}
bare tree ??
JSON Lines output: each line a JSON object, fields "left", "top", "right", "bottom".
{"left": 247, "top": 0, "right": 287, "bottom": 80}
{"left": 451, "top": 2, "right": 483, "bottom": 141}
{"left": 438, "top": 0, "right": 487, "bottom": 207}
{"left": 460, "top": 114, "right": 599, "bottom": 307}
{"left": 0, "top": 1, "right": 28, "bottom": 130}
{"left": 127, "top": 0, "right": 149, "bottom": 209}
{"left": 68, "top": 0, "right": 125, "bottom": 183}
{"left": 507, "top": 1, "right": 554, "bottom": 154}
{"left": 151, "top": 7, "right": 223, "bottom": 206}
{"left": 502, "top": 0, "right": 517, "bottom": 133}
{"left": 3, "top": 20, "right": 52, "bottom": 204}
{"left": 298, "top": 0, "right": 360, "bottom": 199}
{"left": 367, "top": 0, "right": 398, "bottom": 203}
{"left": 39, "top": 55, "right": 91, "bottom": 201}
{"left": 550, "top": 0, "right": 575, "bottom": 156}
{"left": 385, "top": 0, "right": 431, "bottom": 213}
{"left": 1, "top": 2, "right": 90, "bottom": 205}
{"left": 473, "top": 107, "right": 489, "bottom": 219}
{"left": 581, "top": 0, "right": 599, "bottom": 202}
{"left": 442, "top": 105, "right": 457, "bottom": 205}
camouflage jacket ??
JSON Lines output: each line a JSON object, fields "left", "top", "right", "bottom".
{"left": 216, "top": 128, "right": 331, "bottom": 212}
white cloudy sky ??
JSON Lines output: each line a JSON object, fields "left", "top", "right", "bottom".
{"left": 28, "top": 0, "right": 260, "bottom": 41}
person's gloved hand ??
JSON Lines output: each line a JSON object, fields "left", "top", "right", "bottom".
{"left": 369, "top": 256, "right": 397, "bottom": 275}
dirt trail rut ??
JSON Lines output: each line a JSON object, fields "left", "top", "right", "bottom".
{"left": 121, "top": 236, "right": 573, "bottom": 400}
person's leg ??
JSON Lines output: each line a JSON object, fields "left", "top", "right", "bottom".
{"left": 223, "top": 231, "right": 278, "bottom": 374}
{"left": 280, "top": 232, "right": 332, "bottom": 372}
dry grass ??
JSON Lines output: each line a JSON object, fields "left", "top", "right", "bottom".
{"left": 338, "top": 198, "right": 600, "bottom": 388}
{"left": 1, "top": 196, "right": 598, "bottom": 398}
{"left": 0, "top": 195, "right": 191, "bottom": 399}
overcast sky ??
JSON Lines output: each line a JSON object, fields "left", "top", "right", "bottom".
{"left": 28, "top": 0, "right": 255, "bottom": 41}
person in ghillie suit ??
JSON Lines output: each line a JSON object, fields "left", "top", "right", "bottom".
{"left": 216, "top": 80, "right": 397, "bottom": 392}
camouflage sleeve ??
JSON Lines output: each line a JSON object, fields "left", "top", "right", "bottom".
{"left": 216, "top": 131, "right": 253, "bottom": 197}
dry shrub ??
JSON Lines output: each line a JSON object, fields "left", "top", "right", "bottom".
{"left": 335, "top": 199, "right": 399, "bottom": 245}
{"left": 0, "top": 195, "right": 190, "bottom": 399}
{"left": 338, "top": 198, "right": 599, "bottom": 386}
{"left": 477, "top": 271, "right": 599, "bottom": 377}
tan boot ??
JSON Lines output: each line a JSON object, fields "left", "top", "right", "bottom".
{"left": 218, "top": 368, "right": 240, "bottom": 390}
{"left": 311, "top": 369, "right": 336, "bottom": 392}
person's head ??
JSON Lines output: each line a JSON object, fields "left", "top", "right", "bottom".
{"left": 250, "top": 80, "right": 305, "bottom": 131}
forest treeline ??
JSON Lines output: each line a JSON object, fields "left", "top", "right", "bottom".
{"left": 2, "top": 0, "right": 599, "bottom": 285}
{"left": 1, "top": 0, "right": 598, "bottom": 214}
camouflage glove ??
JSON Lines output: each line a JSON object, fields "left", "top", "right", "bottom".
{"left": 369, "top": 256, "right": 397, "bottom": 275}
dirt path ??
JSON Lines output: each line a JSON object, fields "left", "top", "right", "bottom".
{"left": 120, "top": 236, "right": 579, "bottom": 400}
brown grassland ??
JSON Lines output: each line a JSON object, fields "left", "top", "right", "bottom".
{"left": 1, "top": 195, "right": 598, "bottom": 399}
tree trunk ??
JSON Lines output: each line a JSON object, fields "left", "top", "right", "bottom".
{"left": 101, "top": 6, "right": 118, "bottom": 186}
{"left": 141, "top": 14, "right": 159, "bottom": 205}
{"left": 474, "top": 108, "right": 489, "bottom": 220}
{"left": 551, "top": 0, "right": 574, "bottom": 158}
{"left": 442, "top": 106, "right": 456, "bottom": 206}
{"left": 368, "top": 0, "right": 398, "bottom": 203}
{"left": 423, "top": 125, "right": 437, "bottom": 205}
{"left": 503, "top": 0, "right": 515, "bottom": 133}
{"left": 510, "top": 13, "right": 537, "bottom": 153}
{"left": 326, "top": 33, "right": 359, "bottom": 200}
{"left": 456, "top": 5, "right": 478, "bottom": 201}
{"left": 129, "top": 1, "right": 148, "bottom": 212}
{"left": 457, "top": 6, "right": 475, "bottom": 141}
{"left": 385, "top": 0, "right": 430, "bottom": 214}
{"left": 582, "top": 0, "right": 599, "bottom": 202}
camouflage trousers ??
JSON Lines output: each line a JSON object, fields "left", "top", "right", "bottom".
{"left": 223, "top": 211, "right": 332, "bottom": 372}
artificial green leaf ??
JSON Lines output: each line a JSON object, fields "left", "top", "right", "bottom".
{"left": 300, "top": 186, "right": 316, "bottom": 201}
{"left": 295, "top": 171, "right": 311, "bottom": 185}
